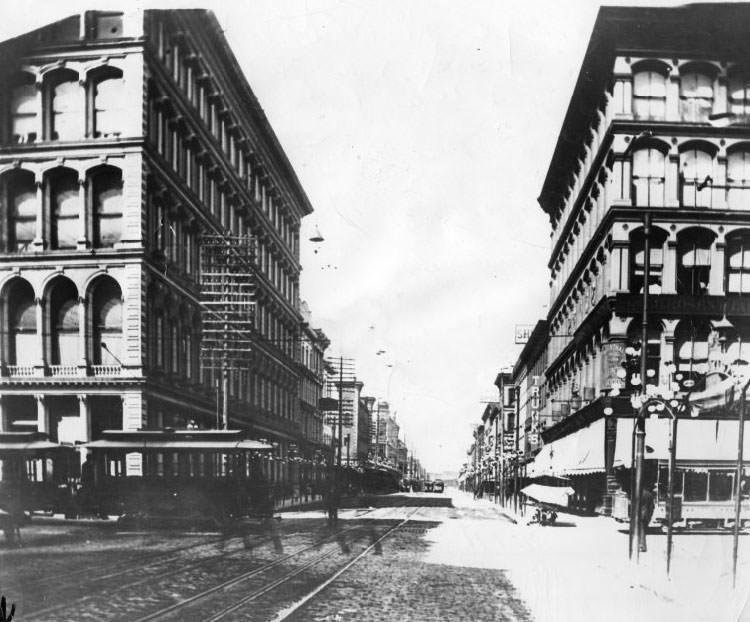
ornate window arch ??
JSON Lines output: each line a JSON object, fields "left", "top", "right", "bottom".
{"left": 89, "top": 66, "right": 124, "bottom": 138}
{"left": 46, "top": 68, "right": 83, "bottom": 141}
{"left": 89, "top": 276, "right": 122, "bottom": 366}
{"left": 632, "top": 142, "right": 668, "bottom": 206}
{"left": 629, "top": 225, "right": 668, "bottom": 294}
{"left": 4, "top": 278, "right": 36, "bottom": 366}
{"left": 679, "top": 63, "right": 716, "bottom": 122}
{"left": 89, "top": 165, "right": 123, "bottom": 248}
{"left": 1, "top": 169, "right": 36, "bottom": 252}
{"left": 679, "top": 142, "right": 716, "bottom": 208}
{"left": 725, "top": 229, "right": 750, "bottom": 294}
{"left": 632, "top": 61, "right": 669, "bottom": 121}
{"left": 676, "top": 227, "right": 716, "bottom": 295}
{"left": 9, "top": 72, "right": 38, "bottom": 144}
{"left": 47, "top": 167, "right": 79, "bottom": 250}
{"left": 48, "top": 277, "right": 79, "bottom": 365}
{"left": 727, "top": 145, "right": 750, "bottom": 210}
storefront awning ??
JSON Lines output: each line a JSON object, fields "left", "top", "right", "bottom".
{"left": 613, "top": 417, "right": 750, "bottom": 465}
{"left": 527, "top": 418, "right": 605, "bottom": 477}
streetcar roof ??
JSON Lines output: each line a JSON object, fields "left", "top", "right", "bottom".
{"left": 85, "top": 429, "right": 274, "bottom": 451}
{"left": 0, "top": 432, "right": 72, "bottom": 452}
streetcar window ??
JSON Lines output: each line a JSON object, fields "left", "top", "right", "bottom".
{"left": 170, "top": 453, "right": 179, "bottom": 478}
{"left": 156, "top": 453, "right": 164, "bottom": 477}
{"left": 26, "top": 458, "right": 43, "bottom": 482}
{"left": 684, "top": 469, "right": 709, "bottom": 502}
{"left": 198, "top": 453, "right": 206, "bottom": 478}
{"left": 708, "top": 470, "right": 734, "bottom": 501}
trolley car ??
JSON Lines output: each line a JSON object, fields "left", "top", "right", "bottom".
{"left": 653, "top": 461, "right": 750, "bottom": 529}
{"left": 84, "top": 429, "right": 273, "bottom": 524}
{"left": 0, "top": 432, "right": 78, "bottom": 515}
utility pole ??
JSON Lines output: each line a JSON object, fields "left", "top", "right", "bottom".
{"left": 337, "top": 355, "right": 343, "bottom": 468}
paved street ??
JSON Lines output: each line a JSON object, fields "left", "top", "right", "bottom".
{"left": 1, "top": 491, "right": 749, "bottom": 621}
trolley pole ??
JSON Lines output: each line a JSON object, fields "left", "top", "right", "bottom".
{"left": 733, "top": 378, "right": 749, "bottom": 587}
{"left": 337, "top": 356, "right": 343, "bottom": 468}
{"left": 631, "top": 212, "right": 651, "bottom": 561}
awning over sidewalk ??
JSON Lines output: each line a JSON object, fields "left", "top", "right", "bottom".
{"left": 613, "top": 418, "right": 750, "bottom": 465}
{"left": 527, "top": 418, "right": 605, "bottom": 477}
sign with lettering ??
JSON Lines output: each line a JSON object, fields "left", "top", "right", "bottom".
{"left": 515, "top": 324, "right": 535, "bottom": 344}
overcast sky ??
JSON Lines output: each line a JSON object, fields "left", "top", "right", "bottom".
{"left": 0, "top": 0, "right": 705, "bottom": 473}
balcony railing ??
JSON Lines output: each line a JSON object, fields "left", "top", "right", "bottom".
{"left": 49, "top": 365, "right": 83, "bottom": 377}
{"left": 91, "top": 365, "right": 121, "bottom": 377}
{"left": 6, "top": 365, "right": 35, "bottom": 377}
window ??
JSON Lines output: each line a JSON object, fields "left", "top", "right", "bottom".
{"left": 632, "top": 147, "right": 665, "bottom": 206}
{"left": 727, "top": 149, "right": 750, "bottom": 210}
{"left": 680, "top": 69, "right": 714, "bottom": 122}
{"left": 633, "top": 67, "right": 666, "bottom": 120}
{"left": 49, "top": 168, "right": 79, "bottom": 250}
{"left": 726, "top": 233, "right": 750, "bottom": 294}
{"left": 49, "top": 70, "right": 83, "bottom": 141}
{"left": 2, "top": 170, "right": 36, "bottom": 252}
{"left": 629, "top": 227, "right": 667, "bottom": 294}
{"left": 729, "top": 70, "right": 750, "bottom": 117}
{"left": 680, "top": 148, "right": 713, "bottom": 208}
{"left": 708, "top": 470, "right": 734, "bottom": 502}
{"left": 92, "top": 71, "right": 124, "bottom": 138}
{"left": 92, "top": 278, "right": 122, "bottom": 366}
{"left": 627, "top": 320, "right": 662, "bottom": 388}
{"left": 50, "top": 278, "right": 79, "bottom": 365}
{"left": 676, "top": 229, "right": 715, "bottom": 295}
{"left": 9, "top": 72, "right": 37, "bottom": 144}
{"left": 675, "top": 320, "right": 711, "bottom": 376}
{"left": 91, "top": 167, "right": 122, "bottom": 248}
{"left": 7, "top": 279, "right": 36, "bottom": 365}
{"left": 683, "top": 468, "right": 708, "bottom": 502}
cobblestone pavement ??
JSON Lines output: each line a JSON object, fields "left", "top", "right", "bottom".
{"left": 0, "top": 493, "right": 534, "bottom": 622}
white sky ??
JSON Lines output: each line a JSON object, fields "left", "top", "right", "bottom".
{"left": 0, "top": 0, "right": 710, "bottom": 474}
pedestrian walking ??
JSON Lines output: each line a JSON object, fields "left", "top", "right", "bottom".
{"left": 639, "top": 484, "right": 656, "bottom": 552}
{"left": 325, "top": 482, "right": 340, "bottom": 528}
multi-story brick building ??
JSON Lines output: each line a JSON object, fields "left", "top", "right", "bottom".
{"left": 0, "top": 10, "right": 321, "bottom": 485}
{"left": 529, "top": 4, "right": 750, "bottom": 515}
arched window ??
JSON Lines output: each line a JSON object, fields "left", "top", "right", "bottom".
{"left": 91, "top": 166, "right": 122, "bottom": 248}
{"left": 729, "top": 69, "right": 750, "bottom": 117}
{"left": 677, "top": 228, "right": 715, "bottom": 295}
{"left": 1, "top": 170, "right": 36, "bottom": 252}
{"left": 7, "top": 279, "right": 36, "bottom": 365}
{"left": 48, "top": 168, "right": 79, "bottom": 250}
{"left": 727, "top": 148, "right": 750, "bottom": 210}
{"left": 633, "top": 66, "right": 667, "bottom": 120}
{"left": 9, "top": 72, "right": 37, "bottom": 144}
{"left": 726, "top": 231, "right": 750, "bottom": 294}
{"left": 675, "top": 320, "right": 711, "bottom": 377}
{"left": 49, "top": 279, "right": 78, "bottom": 365}
{"left": 48, "top": 70, "right": 83, "bottom": 141}
{"left": 632, "top": 147, "right": 666, "bottom": 206}
{"left": 680, "top": 68, "right": 714, "bottom": 122}
{"left": 680, "top": 148, "right": 714, "bottom": 208}
{"left": 91, "top": 278, "right": 122, "bottom": 366}
{"left": 91, "top": 69, "right": 123, "bottom": 138}
{"left": 629, "top": 227, "right": 668, "bottom": 294}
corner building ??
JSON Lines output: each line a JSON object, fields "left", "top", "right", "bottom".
{"left": 0, "top": 10, "right": 316, "bottom": 483}
{"left": 532, "top": 4, "right": 750, "bottom": 515}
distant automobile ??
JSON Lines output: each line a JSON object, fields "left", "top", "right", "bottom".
{"left": 423, "top": 481, "right": 434, "bottom": 492}
{"left": 433, "top": 480, "right": 444, "bottom": 493}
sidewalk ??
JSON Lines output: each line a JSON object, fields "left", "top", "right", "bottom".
{"left": 427, "top": 492, "right": 750, "bottom": 622}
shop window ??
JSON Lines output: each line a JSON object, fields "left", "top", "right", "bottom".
{"left": 680, "top": 69, "right": 714, "bottom": 122}
{"left": 726, "top": 233, "right": 750, "bottom": 294}
{"left": 2, "top": 170, "right": 36, "bottom": 252}
{"left": 680, "top": 148, "right": 714, "bottom": 208}
{"left": 9, "top": 72, "right": 37, "bottom": 144}
{"left": 629, "top": 227, "right": 667, "bottom": 294}
{"left": 49, "top": 168, "right": 79, "bottom": 250}
{"left": 632, "top": 147, "right": 665, "bottom": 206}
{"left": 633, "top": 67, "right": 667, "bottom": 120}
{"left": 727, "top": 149, "right": 750, "bottom": 210}
{"left": 91, "top": 166, "right": 123, "bottom": 248}
{"left": 627, "top": 320, "right": 662, "bottom": 389}
{"left": 676, "top": 228, "right": 715, "bottom": 295}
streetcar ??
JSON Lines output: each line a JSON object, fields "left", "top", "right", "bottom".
{"left": 653, "top": 461, "right": 750, "bottom": 530}
{"left": 84, "top": 429, "right": 273, "bottom": 525}
{"left": 0, "top": 432, "right": 79, "bottom": 515}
